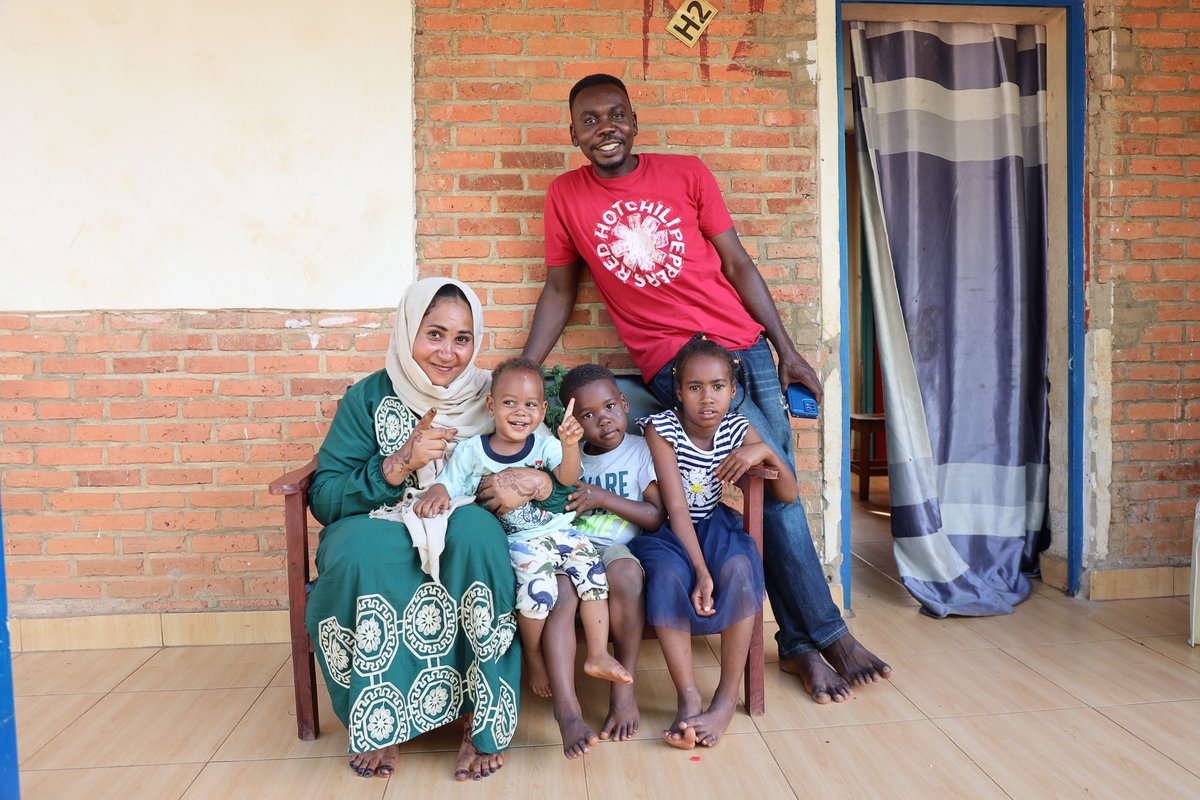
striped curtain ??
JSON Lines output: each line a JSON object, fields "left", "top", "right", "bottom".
{"left": 850, "top": 21, "right": 1050, "bottom": 617}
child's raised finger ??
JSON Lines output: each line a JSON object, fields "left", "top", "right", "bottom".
{"left": 563, "top": 397, "right": 575, "bottom": 418}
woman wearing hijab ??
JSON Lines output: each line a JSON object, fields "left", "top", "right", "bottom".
{"left": 305, "top": 278, "right": 547, "bottom": 780}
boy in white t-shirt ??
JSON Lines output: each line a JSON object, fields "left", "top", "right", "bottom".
{"left": 537, "top": 364, "right": 666, "bottom": 759}
{"left": 416, "top": 358, "right": 632, "bottom": 705}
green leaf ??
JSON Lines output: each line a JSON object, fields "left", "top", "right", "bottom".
{"left": 541, "top": 364, "right": 571, "bottom": 436}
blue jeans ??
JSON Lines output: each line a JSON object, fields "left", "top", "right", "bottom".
{"left": 649, "top": 336, "right": 848, "bottom": 657}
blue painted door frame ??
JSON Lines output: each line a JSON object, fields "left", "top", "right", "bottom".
{"left": 836, "top": 0, "right": 1088, "bottom": 605}
{"left": 0, "top": 493, "right": 19, "bottom": 797}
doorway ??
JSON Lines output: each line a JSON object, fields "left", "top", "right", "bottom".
{"left": 834, "top": 2, "right": 1086, "bottom": 610}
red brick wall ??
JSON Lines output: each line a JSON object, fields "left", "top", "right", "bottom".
{"left": 0, "top": 311, "right": 387, "bottom": 615}
{"left": 1091, "top": 0, "right": 1200, "bottom": 563}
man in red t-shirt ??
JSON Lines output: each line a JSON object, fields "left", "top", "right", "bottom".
{"left": 524, "top": 75, "right": 891, "bottom": 736}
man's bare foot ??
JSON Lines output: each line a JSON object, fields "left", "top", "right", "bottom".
{"left": 682, "top": 698, "right": 737, "bottom": 748}
{"left": 349, "top": 743, "right": 399, "bottom": 778}
{"left": 664, "top": 723, "right": 698, "bottom": 750}
{"left": 583, "top": 651, "right": 633, "bottom": 685}
{"left": 454, "top": 717, "right": 503, "bottom": 781}
{"left": 821, "top": 633, "right": 893, "bottom": 687}
{"left": 780, "top": 651, "right": 853, "bottom": 704}
{"left": 557, "top": 712, "right": 599, "bottom": 759}
{"left": 525, "top": 650, "right": 552, "bottom": 698}
{"left": 598, "top": 682, "right": 639, "bottom": 741}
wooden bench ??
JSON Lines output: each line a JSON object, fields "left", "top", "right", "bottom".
{"left": 849, "top": 412, "right": 888, "bottom": 502}
{"left": 269, "top": 375, "right": 774, "bottom": 741}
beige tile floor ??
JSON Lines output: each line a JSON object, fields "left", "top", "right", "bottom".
{"left": 15, "top": 481, "right": 1200, "bottom": 799}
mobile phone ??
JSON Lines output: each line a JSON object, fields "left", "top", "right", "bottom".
{"left": 786, "top": 383, "right": 820, "bottom": 419}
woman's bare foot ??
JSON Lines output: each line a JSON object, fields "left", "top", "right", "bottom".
{"left": 526, "top": 650, "right": 552, "bottom": 698}
{"left": 662, "top": 690, "right": 702, "bottom": 749}
{"left": 598, "top": 682, "right": 640, "bottom": 741}
{"left": 821, "top": 633, "right": 893, "bottom": 686}
{"left": 583, "top": 651, "right": 633, "bottom": 685}
{"left": 682, "top": 697, "right": 737, "bottom": 748}
{"left": 557, "top": 712, "right": 599, "bottom": 759}
{"left": 454, "top": 716, "right": 503, "bottom": 781}
{"left": 780, "top": 651, "right": 853, "bottom": 704}
{"left": 348, "top": 743, "right": 399, "bottom": 778}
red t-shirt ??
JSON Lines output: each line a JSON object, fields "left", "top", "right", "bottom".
{"left": 544, "top": 153, "right": 764, "bottom": 381}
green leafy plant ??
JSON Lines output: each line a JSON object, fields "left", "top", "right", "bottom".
{"left": 541, "top": 364, "right": 571, "bottom": 436}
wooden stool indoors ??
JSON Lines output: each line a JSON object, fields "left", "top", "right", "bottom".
{"left": 849, "top": 413, "right": 888, "bottom": 502}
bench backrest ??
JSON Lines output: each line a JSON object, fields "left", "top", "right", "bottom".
{"left": 546, "top": 373, "right": 668, "bottom": 432}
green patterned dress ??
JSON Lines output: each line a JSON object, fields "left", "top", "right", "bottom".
{"left": 304, "top": 370, "right": 521, "bottom": 755}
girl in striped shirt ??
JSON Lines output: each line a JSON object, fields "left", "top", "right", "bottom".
{"left": 629, "top": 336, "right": 798, "bottom": 750}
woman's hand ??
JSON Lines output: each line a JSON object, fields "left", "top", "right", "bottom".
{"left": 691, "top": 568, "right": 716, "bottom": 617}
{"left": 713, "top": 442, "right": 770, "bottom": 486}
{"left": 476, "top": 467, "right": 552, "bottom": 515}
{"left": 557, "top": 398, "right": 583, "bottom": 447}
{"left": 566, "top": 482, "right": 614, "bottom": 513}
{"left": 382, "top": 408, "right": 458, "bottom": 486}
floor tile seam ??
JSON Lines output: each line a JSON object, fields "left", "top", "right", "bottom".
{"left": 19, "top": 759, "right": 212, "bottom": 774}
{"left": 754, "top": 731, "right": 803, "bottom": 800}
{"left": 960, "top": 618, "right": 1130, "bottom": 650}
{"left": 989, "top": 642, "right": 1121, "bottom": 708}
{"left": 15, "top": 647, "right": 163, "bottom": 698}
{"left": 201, "top": 683, "right": 272, "bottom": 769}
{"left": 893, "top": 645, "right": 1095, "bottom": 714}
{"left": 914, "top": 716, "right": 1017, "bottom": 800}
{"left": 15, "top": 688, "right": 129, "bottom": 698}
{"left": 878, "top": 671, "right": 1017, "bottom": 719}
{"left": 113, "top": 652, "right": 292, "bottom": 693}
{"left": 17, "top": 688, "right": 110, "bottom": 768}
{"left": 108, "top": 682, "right": 284, "bottom": 693}
{"left": 176, "top": 762, "right": 206, "bottom": 800}
{"left": 750, "top": 710, "right": 929, "bottom": 735}
{"left": 207, "top": 753, "right": 369, "bottom": 767}
{"left": 1091, "top": 705, "right": 1200, "bottom": 782}
{"left": 867, "top": 644, "right": 998, "bottom": 656}
{"left": 928, "top": 709, "right": 1040, "bottom": 794}
{"left": 1129, "top": 637, "right": 1200, "bottom": 675}
{"left": 915, "top": 697, "right": 1088, "bottom": 721}
{"left": 1086, "top": 616, "right": 1177, "bottom": 640}
{"left": 1039, "top": 636, "right": 1200, "bottom": 693}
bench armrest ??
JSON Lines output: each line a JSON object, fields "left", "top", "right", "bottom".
{"left": 739, "top": 465, "right": 779, "bottom": 483}
{"left": 269, "top": 456, "right": 319, "bottom": 496}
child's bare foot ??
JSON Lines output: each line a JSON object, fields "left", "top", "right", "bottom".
{"left": 598, "top": 682, "right": 640, "bottom": 741}
{"left": 557, "top": 713, "right": 599, "bottom": 759}
{"left": 454, "top": 717, "right": 503, "bottom": 781}
{"left": 682, "top": 697, "right": 737, "bottom": 748}
{"left": 525, "top": 650, "right": 552, "bottom": 698}
{"left": 780, "top": 651, "right": 853, "bottom": 704}
{"left": 821, "top": 633, "right": 893, "bottom": 686}
{"left": 664, "top": 723, "right": 698, "bottom": 750}
{"left": 583, "top": 651, "right": 633, "bottom": 685}
{"left": 349, "top": 743, "right": 399, "bottom": 777}
{"left": 662, "top": 691, "right": 702, "bottom": 749}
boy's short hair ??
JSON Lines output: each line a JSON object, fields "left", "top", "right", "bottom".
{"left": 568, "top": 74, "right": 629, "bottom": 111}
{"left": 560, "top": 364, "right": 619, "bottom": 407}
{"left": 490, "top": 357, "right": 544, "bottom": 392}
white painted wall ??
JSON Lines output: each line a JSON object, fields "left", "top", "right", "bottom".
{"left": 0, "top": 0, "right": 415, "bottom": 311}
